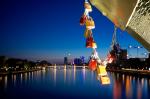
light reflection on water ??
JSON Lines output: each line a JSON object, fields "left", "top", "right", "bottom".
{"left": 82, "top": 68, "right": 86, "bottom": 83}
{"left": 4, "top": 76, "right": 7, "bottom": 90}
{"left": 125, "top": 76, "right": 132, "bottom": 99}
{"left": 64, "top": 68, "right": 66, "bottom": 83}
{"left": 73, "top": 66, "right": 76, "bottom": 84}
{"left": 54, "top": 68, "right": 56, "bottom": 86}
{"left": 0, "top": 67, "right": 150, "bottom": 99}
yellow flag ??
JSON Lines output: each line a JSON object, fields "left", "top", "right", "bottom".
{"left": 84, "top": 29, "right": 92, "bottom": 38}
{"left": 85, "top": 17, "right": 95, "bottom": 29}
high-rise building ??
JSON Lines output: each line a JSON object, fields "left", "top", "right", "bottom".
{"left": 74, "top": 58, "right": 82, "bottom": 66}
{"left": 118, "top": 49, "right": 127, "bottom": 60}
{"left": 80, "top": 56, "right": 85, "bottom": 64}
{"left": 64, "top": 57, "right": 68, "bottom": 65}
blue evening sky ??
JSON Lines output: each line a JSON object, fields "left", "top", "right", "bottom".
{"left": 0, "top": 0, "right": 148, "bottom": 63}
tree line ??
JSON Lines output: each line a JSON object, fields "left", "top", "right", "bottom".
{"left": 0, "top": 56, "right": 52, "bottom": 72}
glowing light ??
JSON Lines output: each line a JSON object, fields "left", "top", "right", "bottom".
{"left": 100, "top": 75, "right": 110, "bottom": 85}
{"left": 4, "top": 76, "right": 7, "bottom": 89}
{"left": 129, "top": 45, "right": 132, "bottom": 48}
{"left": 42, "top": 67, "right": 46, "bottom": 70}
{"left": 73, "top": 65, "right": 76, "bottom": 83}
{"left": 97, "top": 65, "right": 107, "bottom": 76}
{"left": 25, "top": 73, "right": 27, "bottom": 82}
{"left": 20, "top": 73, "right": 23, "bottom": 84}
{"left": 64, "top": 65, "right": 66, "bottom": 70}
{"left": 64, "top": 66, "right": 66, "bottom": 83}
{"left": 54, "top": 64, "right": 56, "bottom": 69}
{"left": 13, "top": 75, "right": 16, "bottom": 86}
{"left": 126, "top": 76, "right": 132, "bottom": 99}
{"left": 82, "top": 67, "right": 86, "bottom": 82}
{"left": 54, "top": 68, "right": 56, "bottom": 86}
{"left": 97, "top": 65, "right": 110, "bottom": 85}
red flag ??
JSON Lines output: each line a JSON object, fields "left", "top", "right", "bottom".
{"left": 88, "top": 59, "right": 97, "bottom": 71}
{"left": 80, "top": 14, "right": 87, "bottom": 25}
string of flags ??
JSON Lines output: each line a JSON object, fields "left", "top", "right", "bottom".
{"left": 79, "top": 0, "right": 112, "bottom": 84}
{"left": 80, "top": 0, "right": 101, "bottom": 71}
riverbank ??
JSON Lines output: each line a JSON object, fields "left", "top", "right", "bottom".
{"left": 107, "top": 68, "right": 150, "bottom": 76}
{"left": 0, "top": 68, "right": 43, "bottom": 76}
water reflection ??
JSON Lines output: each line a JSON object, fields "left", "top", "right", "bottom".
{"left": 122, "top": 74, "right": 125, "bottom": 84}
{"left": 64, "top": 67, "right": 66, "bottom": 83}
{"left": 0, "top": 67, "right": 150, "bottom": 99}
{"left": 51, "top": 66, "right": 88, "bottom": 85}
{"left": 54, "top": 68, "right": 56, "bottom": 85}
{"left": 4, "top": 76, "right": 7, "bottom": 90}
{"left": 20, "top": 73, "right": 23, "bottom": 84}
{"left": 24, "top": 73, "right": 28, "bottom": 82}
{"left": 82, "top": 68, "right": 86, "bottom": 83}
{"left": 12, "top": 74, "right": 16, "bottom": 86}
{"left": 137, "top": 81, "right": 142, "bottom": 99}
{"left": 73, "top": 66, "right": 76, "bottom": 84}
{"left": 113, "top": 78, "right": 121, "bottom": 99}
{"left": 111, "top": 73, "right": 150, "bottom": 99}
{"left": 125, "top": 76, "right": 132, "bottom": 99}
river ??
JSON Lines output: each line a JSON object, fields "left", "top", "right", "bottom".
{"left": 0, "top": 66, "right": 150, "bottom": 99}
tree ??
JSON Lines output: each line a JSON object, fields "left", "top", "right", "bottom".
{"left": 40, "top": 60, "right": 48, "bottom": 67}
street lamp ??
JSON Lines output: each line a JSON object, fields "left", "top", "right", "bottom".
{"left": 129, "top": 45, "right": 132, "bottom": 48}
{"left": 143, "top": 52, "right": 148, "bottom": 58}
{"left": 128, "top": 45, "right": 132, "bottom": 58}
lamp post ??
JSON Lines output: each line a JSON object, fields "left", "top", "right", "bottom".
{"left": 143, "top": 52, "right": 148, "bottom": 58}
{"left": 128, "top": 45, "right": 132, "bottom": 58}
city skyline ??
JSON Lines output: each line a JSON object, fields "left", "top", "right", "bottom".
{"left": 0, "top": 0, "right": 148, "bottom": 63}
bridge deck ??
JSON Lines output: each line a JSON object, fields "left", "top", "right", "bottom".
{"left": 90, "top": 0, "right": 150, "bottom": 51}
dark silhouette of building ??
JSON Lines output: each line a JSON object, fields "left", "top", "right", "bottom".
{"left": 80, "top": 56, "right": 85, "bottom": 64}
{"left": 64, "top": 57, "right": 68, "bottom": 65}
{"left": 118, "top": 49, "right": 127, "bottom": 60}
{"left": 74, "top": 58, "right": 82, "bottom": 66}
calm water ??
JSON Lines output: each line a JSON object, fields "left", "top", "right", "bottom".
{"left": 0, "top": 66, "right": 150, "bottom": 99}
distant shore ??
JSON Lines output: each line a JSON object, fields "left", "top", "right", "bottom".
{"left": 2, "top": 65, "right": 150, "bottom": 77}
{"left": 0, "top": 68, "right": 42, "bottom": 76}
{"left": 107, "top": 68, "right": 150, "bottom": 76}
{"left": 0, "top": 66, "right": 88, "bottom": 76}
